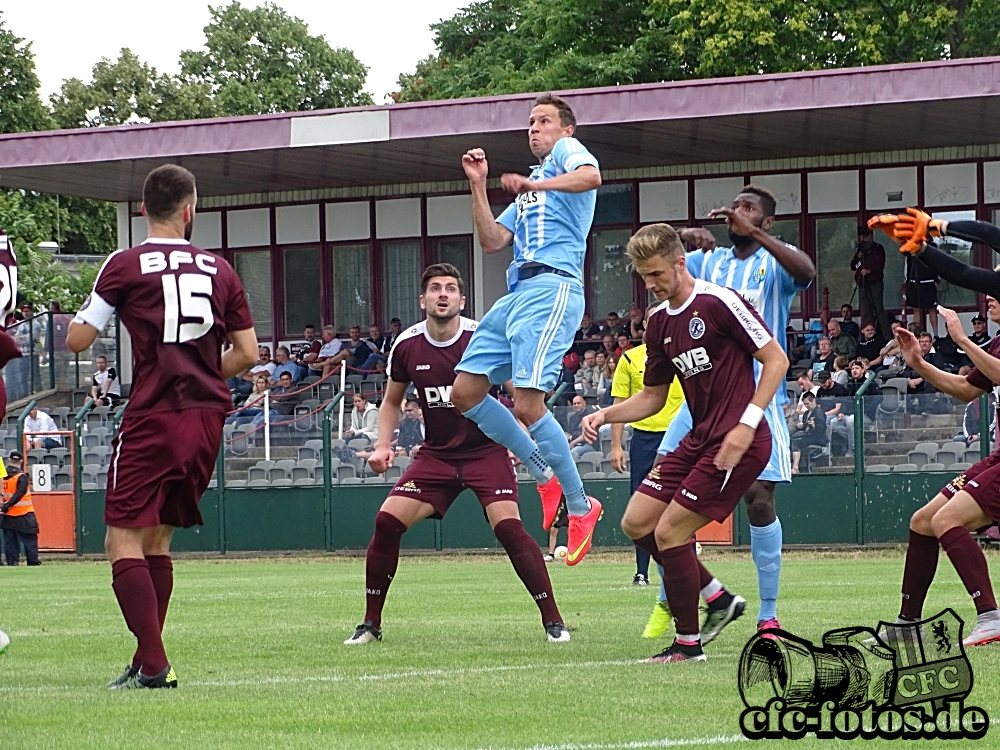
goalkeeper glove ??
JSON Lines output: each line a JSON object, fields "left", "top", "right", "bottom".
{"left": 894, "top": 207, "right": 946, "bottom": 254}
{"left": 867, "top": 214, "right": 906, "bottom": 241}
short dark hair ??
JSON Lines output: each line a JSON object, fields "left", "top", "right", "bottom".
{"left": 304, "top": 324, "right": 315, "bottom": 330}
{"left": 802, "top": 391, "right": 816, "bottom": 401}
{"left": 143, "top": 164, "right": 197, "bottom": 221}
{"left": 421, "top": 263, "right": 465, "bottom": 295}
{"left": 740, "top": 184, "right": 777, "bottom": 218}
{"left": 96, "top": 354, "right": 107, "bottom": 361}
{"left": 405, "top": 398, "right": 419, "bottom": 408}
{"left": 280, "top": 371, "right": 292, "bottom": 380}
{"left": 534, "top": 93, "right": 576, "bottom": 129}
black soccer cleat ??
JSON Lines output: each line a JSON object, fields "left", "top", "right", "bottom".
{"left": 545, "top": 621, "right": 571, "bottom": 643}
{"left": 344, "top": 621, "right": 382, "bottom": 645}
{"left": 113, "top": 664, "right": 178, "bottom": 690}
{"left": 107, "top": 665, "right": 140, "bottom": 689}
{"left": 632, "top": 573, "right": 649, "bottom": 586}
{"left": 646, "top": 639, "right": 707, "bottom": 663}
{"left": 700, "top": 592, "right": 746, "bottom": 646}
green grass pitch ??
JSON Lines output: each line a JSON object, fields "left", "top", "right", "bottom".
{"left": 1, "top": 550, "right": 998, "bottom": 749}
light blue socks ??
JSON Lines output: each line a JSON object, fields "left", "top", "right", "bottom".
{"left": 527, "top": 412, "right": 589, "bottom": 515}
{"left": 750, "top": 518, "right": 782, "bottom": 622}
{"left": 462, "top": 397, "right": 552, "bottom": 484}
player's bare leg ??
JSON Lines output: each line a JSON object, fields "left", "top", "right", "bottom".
{"left": 453, "top": 373, "right": 600, "bottom": 561}
{"left": 346, "top": 495, "right": 435, "bottom": 644}
{"left": 105, "top": 525, "right": 177, "bottom": 689}
{"left": 485, "top": 500, "right": 569, "bottom": 642}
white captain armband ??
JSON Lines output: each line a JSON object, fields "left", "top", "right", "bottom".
{"left": 73, "top": 292, "right": 116, "bottom": 330}
{"left": 739, "top": 404, "right": 764, "bottom": 430}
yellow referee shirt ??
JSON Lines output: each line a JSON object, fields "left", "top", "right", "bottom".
{"left": 610, "top": 344, "right": 684, "bottom": 433}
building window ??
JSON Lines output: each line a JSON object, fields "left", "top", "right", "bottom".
{"left": 232, "top": 250, "right": 272, "bottom": 338}
{"left": 283, "top": 247, "right": 320, "bottom": 336}
{"left": 332, "top": 243, "right": 371, "bottom": 332}
{"left": 816, "top": 217, "right": 864, "bottom": 313}
{"left": 930, "top": 210, "right": 976, "bottom": 308}
{"left": 593, "top": 183, "right": 634, "bottom": 225}
{"left": 770, "top": 219, "right": 803, "bottom": 313}
{"left": 432, "top": 237, "right": 472, "bottom": 307}
{"left": 383, "top": 241, "right": 422, "bottom": 327}
{"left": 590, "top": 228, "right": 635, "bottom": 319}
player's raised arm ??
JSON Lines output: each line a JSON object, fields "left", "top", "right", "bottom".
{"left": 221, "top": 328, "right": 259, "bottom": 380}
{"left": 367, "top": 378, "right": 409, "bottom": 474}
{"left": 895, "top": 326, "right": 985, "bottom": 403}
{"left": 709, "top": 204, "right": 815, "bottom": 284}
{"left": 462, "top": 149, "right": 514, "bottom": 253}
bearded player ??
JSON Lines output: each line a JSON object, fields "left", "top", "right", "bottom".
{"left": 582, "top": 224, "right": 788, "bottom": 663}
{"left": 67, "top": 165, "right": 259, "bottom": 688}
{"left": 648, "top": 186, "right": 814, "bottom": 640}
{"left": 452, "top": 94, "right": 602, "bottom": 566}
{"left": 346, "top": 263, "right": 570, "bottom": 645}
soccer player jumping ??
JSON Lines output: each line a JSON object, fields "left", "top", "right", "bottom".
{"left": 67, "top": 165, "right": 259, "bottom": 688}
{"left": 346, "top": 264, "right": 570, "bottom": 645}
{"left": 451, "top": 94, "right": 603, "bottom": 565}
{"left": 869, "top": 209, "right": 1000, "bottom": 645}
{"left": 582, "top": 224, "right": 788, "bottom": 663}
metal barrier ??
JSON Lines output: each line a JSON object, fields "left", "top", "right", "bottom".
{"left": 73, "top": 399, "right": 95, "bottom": 557}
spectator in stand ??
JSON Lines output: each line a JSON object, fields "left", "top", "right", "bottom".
{"left": 358, "top": 324, "right": 392, "bottom": 372}
{"left": 900, "top": 332, "right": 943, "bottom": 413}
{"left": 931, "top": 330, "right": 967, "bottom": 376}
{"left": 830, "top": 359, "right": 881, "bottom": 455}
{"left": 25, "top": 406, "right": 61, "bottom": 449}
{"left": 603, "top": 312, "right": 622, "bottom": 337}
{"left": 577, "top": 313, "right": 601, "bottom": 340}
{"left": 827, "top": 319, "right": 858, "bottom": 359}
{"left": 628, "top": 307, "right": 644, "bottom": 340}
{"left": 595, "top": 351, "right": 606, "bottom": 371}
{"left": 831, "top": 356, "right": 850, "bottom": 385}
{"left": 962, "top": 393, "right": 996, "bottom": 447}
{"left": 309, "top": 325, "right": 344, "bottom": 378}
{"left": 871, "top": 320, "right": 905, "bottom": 373}
{"left": 599, "top": 354, "right": 617, "bottom": 407}
{"left": 294, "top": 324, "right": 321, "bottom": 370}
{"left": 615, "top": 332, "right": 632, "bottom": 358}
{"left": 856, "top": 322, "right": 883, "bottom": 363}
{"left": 600, "top": 333, "right": 616, "bottom": 360}
{"left": 574, "top": 349, "right": 601, "bottom": 397}
{"left": 562, "top": 348, "right": 580, "bottom": 374}
{"left": 905, "top": 254, "right": 940, "bottom": 336}
{"left": 968, "top": 314, "right": 992, "bottom": 348}
{"left": 790, "top": 392, "right": 828, "bottom": 475}
{"left": 565, "top": 395, "right": 597, "bottom": 457}
{"left": 90, "top": 354, "right": 121, "bottom": 407}
{"left": 814, "top": 336, "right": 836, "bottom": 373}
{"left": 804, "top": 319, "right": 825, "bottom": 358}
{"left": 252, "top": 371, "right": 297, "bottom": 427}
{"left": 395, "top": 399, "right": 425, "bottom": 457}
{"left": 384, "top": 318, "right": 403, "bottom": 350}
{"left": 839, "top": 304, "right": 860, "bottom": 340}
{"left": 344, "top": 393, "right": 379, "bottom": 442}
{"left": 225, "top": 373, "right": 271, "bottom": 426}
{"left": 228, "top": 346, "right": 276, "bottom": 395}
{"left": 330, "top": 325, "right": 371, "bottom": 370}
{"left": 271, "top": 346, "right": 302, "bottom": 385}
{"left": 852, "top": 226, "right": 891, "bottom": 340}
{"left": 795, "top": 371, "right": 819, "bottom": 413}
{"left": 816, "top": 370, "right": 848, "bottom": 421}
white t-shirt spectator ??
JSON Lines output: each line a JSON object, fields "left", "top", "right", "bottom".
{"left": 250, "top": 361, "right": 277, "bottom": 377}
{"left": 318, "top": 340, "right": 343, "bottom": 359}
{"left": 94, "top": 367, "right": 121, "bottom": 398}
{"left": 25, "top": 410, "right": 62, "bottom": 445}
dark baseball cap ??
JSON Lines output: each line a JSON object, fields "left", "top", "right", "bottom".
{"left": 8, "top": 450, "right": 22, "bottom": 460}
{"left": 972, "top": 315, "right": 986, "bottom": 323}
{"left": 817, "top": 370, "right": 832, "bottom": 382}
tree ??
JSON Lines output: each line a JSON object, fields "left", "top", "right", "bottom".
{"left": 178, "top": 2, "right": 372, "bottom": 115}
{"left": 394, "top": 0, "right": 1000, "bottom": 101}
{"left": 0, "top": 13, "right": 52, "bottom": 134}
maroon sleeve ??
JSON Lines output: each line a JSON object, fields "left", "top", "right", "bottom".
{"left": 966, "top": 337, "right": 1000, "bottom": 391}
{"left": 222, "top": 264, "right": 254, "bottom": 332}
{"left": 389, "top": 339, "right": 410, "bottom": 384}
{"left": 642, "top": 311, "right": 676, "bottom": 387}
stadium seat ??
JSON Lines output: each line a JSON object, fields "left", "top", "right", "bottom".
{"left": 892, "top": 464, "right": 919, "bottom": 473}
{"left": 274, "top": 459, "right": 296, "bottom": 475}
{"left": 582, "top": 471, "right": 605, "bottom": 479}
{"left": 600, "top": 459, "right": 624, "bottom": 476}
{"left": 51, "top": 407, "right": 72, "bottom": 429}
{"left": 248, "top": 479, "right": 270, "bottom": 488}
{"left": 27, "top": 448, "right": 46, "bottom": 466}
{"left": 920, "top": 463, "right": 946, "bottom": 472}
{"left": 207, "top": 479, "right": 217, "bottom": 489}
{"left": 964, "top": 449, "right": 981, "bottom": 465}
{"left": 91, "top": 427, "right": 111, "bottom": 445}
{"left": 227, "top": 480, "right": 247, "bottom": 488}
{"left": 82, "top": 482, "right": 98, "bottom": 491}
{"left": 866, "top": 464, "right": 891, "bottom": 473}
{"left": 297, "top": 446, "right": 318, "bottom": 462}
{"left": 914, "top": 441, "right": 939, "bottom": 456}
{"left": 291, "top": 466, "right": 313, "bottom": 483}
{"left": 934, "top": 450, "right": 959, "bottom": 467}
{"left": 49, "top": 447, "right": 70, "bottom": 466}
{"left": 948, "top": 462, "right": 972, "bottom": 472}
{"left": 254, "top": 459, "right": 276, "bottom": 472}
{"left": 2, "top": 435, "right": 16, "bottom": 452}
{"left": 384, "top": 465, "right": 402, "bottom": 481}
{"left": 574, "top": 456, "right": 599, "bottom": 475}
{"left": 348, "top": 438, "right": 370, "bottom": 451}
{"left": 363, "top": 475, "right": 386, "bottom": 484}
{"left": 229, "top": 425, "right": 254, "bottom": 455}
{"left": 905, "top": 450, "right": 931, "bottom": 469}
{"left": 336, "top": 464, "right": 356, "bottom": 481}
{"left": 97, "top": 470, "right": 108, "bottom": 490}
{"left": 270, "top": 478, "right": 293, "bottom": 487}
{"left": 516, "top": 465, "right": 530, "bottom": 480}
{"left": 269, "top": 468, "right": 288, "bottom": 482}
{"left": 580, "top": 451, "right": 604, "bottom": 467}
{"left": 247, "top": 467, "right": 268, "bottom": 483}
{"left": 328, "top": 438, "right": 345, "bottom": 450}
{"left": 394, "top": 455, "right": 412, "bottom": 471}
{"left": 293, "top": 477, "right": 316, "bottom": 486}
{"left": 942, "top": 441, "right": 966, "bottom": 456}
{"left": 340, "top": 476, "right": 363, "bottom": 485}
{"left": 42, "top": 451, "right": 60, "bottom": 467}
{"left": 82, "top": 433, "right": 101, "bottom": 449}
{"left": 607, "top": 470, "right": 630, "bottom": 480}
{"left": 93, "top": 446, "right": 112, "bottom": 462}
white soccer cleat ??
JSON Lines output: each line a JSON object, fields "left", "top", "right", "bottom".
{"left": 344, "top": 622, "right": 382, "bottom": 645}
{"left": 962, "top": 616, "right": 1000, "bottom": 647}
{"left": 0, "top": 628, "right": 9, "bottom": 655}
{"left": 546, "top": 622, "right": 571, "bottom": 642}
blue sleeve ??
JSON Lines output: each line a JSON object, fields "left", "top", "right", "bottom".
{"left": 777, "top": 246, "right": 812, "bottom": 294}
{"left": 497, "top": 201, "right": 517, "bottom": 233}
{"left": 684, "top": 251, "right": 705, "bottom": 279}
{"left": 553, "top": 137, "right": 599, "bottom": 173}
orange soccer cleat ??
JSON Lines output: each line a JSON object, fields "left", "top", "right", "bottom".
{"left": 538, "top": 475, "right": 564, "bottom": 531}
{"left": 566, "top": 497, "right": 602, "bottom": 566}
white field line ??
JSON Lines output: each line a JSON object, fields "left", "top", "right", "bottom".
{"left": 474, "top": 735, "right": 749, "bottom": 750}
{"left": 0, "top": 658, "right": 639, "bottom": 693}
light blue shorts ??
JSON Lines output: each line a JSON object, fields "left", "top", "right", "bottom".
{"left": 657, "top": 399, "right": 792, "bottom": 483}
{"left": 457, "top": 273, "right": 584, "bottom": 392}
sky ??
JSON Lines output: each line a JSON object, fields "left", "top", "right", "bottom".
{"left": 3, "top": 0, "right": 469, "bottom": 105}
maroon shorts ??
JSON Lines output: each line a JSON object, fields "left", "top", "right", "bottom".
{"left": 638, "top": 434, "right": 772, "bottom": 523}
{"left": 389, "top": 449, "right": 518, "bottom": 519}
{"left": 105, "top": 408, "right": 225, "bottom": 529}
{"left": 941, "top": 452, "right": 1000, "bottom": 522}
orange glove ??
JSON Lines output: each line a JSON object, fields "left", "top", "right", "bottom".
{"left": 867, "top": 214, "right": 905, "bottom": 241}
{"left": 894, "top": 207, "right": 945, "bottom": 241}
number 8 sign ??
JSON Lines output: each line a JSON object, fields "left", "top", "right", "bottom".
{"left": 31, "top": 463, "right": 53, "bottom": 492}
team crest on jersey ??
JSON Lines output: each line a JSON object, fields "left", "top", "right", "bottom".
{"left": 689, "top": 317, "right": 706, "bottom": 340}
{"left": 754, "top": 266, "right": 767, "bottom": 282}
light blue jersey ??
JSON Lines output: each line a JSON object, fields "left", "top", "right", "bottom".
{"left": 496, "top": 136, "right": 599, "bottom": 291}
{"left": 660, "top": 245, "right": 811, "bottom": 483}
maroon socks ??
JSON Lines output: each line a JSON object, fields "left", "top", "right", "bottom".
{"left": 493, "top": 518, "right": 562, "bottom": 625}
{"left": 364, "top": 511, "right": 407, "bottom": 628}
{"left": 633, "top": 532, "right": 662, "bottom": 566}
{"left": 112, "top": 558, "right": 169, "bottom": 676}
{"left": 658, "top": 544, "right": 702, "bottom": 639}
{"left": 940, "top": 527, "right": 998, "bottom": 614}
{"left": 130, "top": 555, "right": 174, "bottom": 670}
{"left": 900, "top": 530, "right": 939, "bottom": 620}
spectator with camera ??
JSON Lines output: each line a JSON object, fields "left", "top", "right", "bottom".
{"left": 790, "top": 392, "right": 827, "bottom": 474}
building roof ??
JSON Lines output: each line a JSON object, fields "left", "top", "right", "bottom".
{"left": 2, "top": 57, "right": 999, "bottom": 202}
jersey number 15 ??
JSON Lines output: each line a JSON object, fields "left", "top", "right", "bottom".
{"left": 162, "top": 273, "right": 213, "bottom": 343}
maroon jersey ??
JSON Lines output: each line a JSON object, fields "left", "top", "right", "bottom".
{"left": 75, "top": 239, "right": 254, "bottom": 416}
{"left": 644, "top": 279, "right": 773, "bottom": 448}
{"left": 388, "top": 317, "right": 503, "bottom": 459}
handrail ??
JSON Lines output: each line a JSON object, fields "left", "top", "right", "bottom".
{"left": 979, "top": 392, "right": 991, "bottom": 461}
{"left": 112, "top": 404, "right": 127, "bottom": 435}
{"left": 546, "top": 382, "right": 570, "bottom": 410}
{"left": 853, "top": 372, "right": 877, "bottom": 544}
{"left": 17, "top": 399, "right": 37, "bottom": 452}
{"left": 72, "top": 398, "right": 95, "bottom": 557}
{"left": 322, "top": 392, "right": 346, "bottom": 552}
